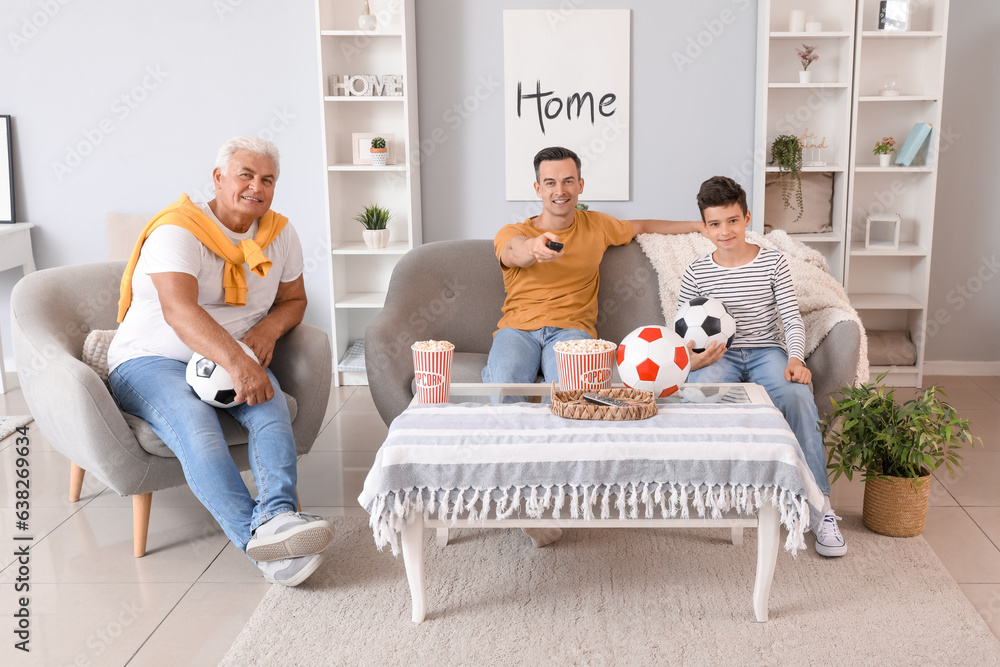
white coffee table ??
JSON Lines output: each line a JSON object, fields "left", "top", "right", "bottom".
{"left": 362, "top": 382, "right": 814, "bottom": 624}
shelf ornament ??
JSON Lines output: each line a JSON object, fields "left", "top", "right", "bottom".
{"left": 329, "top": 74, "right": 403, "bottom": 97}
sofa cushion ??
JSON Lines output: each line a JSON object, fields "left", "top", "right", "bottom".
{"left": 106, "top": 212, "right": 151, "bottom": 261}
{"left": 123, "top": 396, "right": 298, "bottom": 458}
{"left": 763, "top": 172, "right": 833, "bottom": 234}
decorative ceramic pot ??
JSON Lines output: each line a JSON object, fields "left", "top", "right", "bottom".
{"left": 879, "top": 154, "right": 892, "bottom": 167}
{"left": 370, "top": 148, "right": 388, "bottom": 167}
{"left": 359, "top": 0, "right": 377, "bottom": 30}
{"left": 799, "top": 70, "right": 811, "bottom": 84}
{"left": 363, "top": 229, "right": 389, "bottom": 249}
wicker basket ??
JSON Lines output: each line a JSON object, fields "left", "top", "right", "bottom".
{"left": 862, "top": 473, "right": 932, "bottom": 537}
{"left": 550, "top": 385, "right": 657, "bottom": 421}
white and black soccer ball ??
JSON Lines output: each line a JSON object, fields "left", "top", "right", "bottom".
{"left": 674, "top": 297, "right": 737, "bottom": 353}
{"left": 616, "top": 325, "right": 691, "bottom": 398}
{"left": 186, "top": 341, "right": 259, "bottom": 408}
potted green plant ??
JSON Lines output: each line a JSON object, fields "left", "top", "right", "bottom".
{"left": 354, "top": 203, "right": 392, "bottom": 249}
{"left": 370, "top": 136, "right": 388, "bottom": 167}
{"left": 768, "top": 134, "right": 804, "bottom": 222}
{"left": 873, "top": 136, "right": 897, "bottom": 167}
{"left": 796, "top": 44, "right": 818, "bottom": 83}
{"left": 821, "top": 372, "right": 979, "bottom": 537}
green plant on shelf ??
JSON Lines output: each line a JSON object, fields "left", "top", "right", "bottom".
{"left": 353, "top": 203, "right": 392, "bottom": 230}
{"left": 370, "top": 136, "right": 386, "bottom": 149}
{"left": 768, "top": 134, "right": 804, "bottom": 221}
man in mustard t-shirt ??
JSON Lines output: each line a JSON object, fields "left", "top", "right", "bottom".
{"left": 486, "top": 146, "right": 700, "bottom": 548}
{"left": 484, "top": 146, "right": 700, "bottom": 392}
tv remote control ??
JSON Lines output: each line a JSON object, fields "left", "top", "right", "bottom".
{"left": 546, "top": 240, "right": 564, "bottom": 251}
{"left": 583, "top": 393, "right": 631, "bottom": 407}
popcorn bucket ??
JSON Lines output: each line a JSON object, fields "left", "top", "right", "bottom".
{"left": 411, "top": 341, "right": 454, "bottom": 404}
{"left": 554, "top": 340, "right": 616, "bottom": 392}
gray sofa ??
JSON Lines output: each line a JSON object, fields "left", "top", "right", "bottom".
{"left": 365, "top": 239, "right": 861, "bottom": 426}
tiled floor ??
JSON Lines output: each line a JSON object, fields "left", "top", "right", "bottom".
{"left": 0, "top": 375, "right": 998, "bottom": 665}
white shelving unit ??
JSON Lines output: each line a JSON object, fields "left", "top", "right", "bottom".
{"left": 844, "top": 0, "right": 949, "bottom": 387}
{"left": 753, "top": 0, "right": 858, "bottom": 283}
{"left": 314, "top": 0, "right": 421, "bottom": 386}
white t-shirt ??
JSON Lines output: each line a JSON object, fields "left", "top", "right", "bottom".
{"left": 107, "top": 202, "right": 304, "bottom": 370}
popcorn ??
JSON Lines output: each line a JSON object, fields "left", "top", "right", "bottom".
{"left": 553, "top": 339, "right": 616, "bottom": 354}
{"left": 411, "top": 340, "right": 455, "bottom": 352}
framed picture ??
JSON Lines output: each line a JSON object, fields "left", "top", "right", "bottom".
{"left": 0, "top": 116, "right": 14, "bottom": 224}
{"left": 352, "top": 132, "right": 396, "bottom": 165}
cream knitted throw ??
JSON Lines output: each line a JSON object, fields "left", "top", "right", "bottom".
{"left": 636, "top": 230, "right": 869, "bottom": 385}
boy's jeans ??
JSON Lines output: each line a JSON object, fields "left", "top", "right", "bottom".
{"left": 482, "top": 327, "right": 593, "bottom": 402}
{"left": 110, "top": 356, "right": 299, "bottom": 552}
{"left": 687, "top": 347, "right": 831, "bottom": 497}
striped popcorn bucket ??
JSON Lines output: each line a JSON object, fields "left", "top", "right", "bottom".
{"left": 411, "top": 345, "right": 453, "bottom": 404}
{"left": 555, "top": 344, "right": 615, "bottom": 392}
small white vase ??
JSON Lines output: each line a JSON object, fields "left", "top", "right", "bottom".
{"left": 879, "top": 154, "right": 892, "bottom": 167}
{"left": 370, "top": 150, "right": 387, "bottom": 167}
{"left": 363, "top": 229, "right": 389, "bottom": 249}
{"left": 799, "top": 70, "right": 811, "bottom": 84}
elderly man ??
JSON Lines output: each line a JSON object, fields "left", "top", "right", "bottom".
{"left": 108, "top": 137, "right": 333, "bottom": 586}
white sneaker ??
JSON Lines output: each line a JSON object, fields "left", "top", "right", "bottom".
{"left": 246, "top": 511, "right": 334, "bottom": 562}
{"left": 814, "top": 511, "right": 847, "bottom": 557}
{"left": 258, "top": 553, "right": 323, "bottom": 587}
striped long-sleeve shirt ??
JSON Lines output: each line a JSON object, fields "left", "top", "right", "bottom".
{"left": 677, "top": 246, "right": 806, "bottom": 361}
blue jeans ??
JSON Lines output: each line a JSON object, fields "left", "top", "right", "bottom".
{"left": 109, "top": 356, "right": 299, "bottom": 552}
{"left": 687, "top": 347, "right": 831, "bottom": 497}
{"left": 482, "top": 327, "right": 593, "bottom": 402}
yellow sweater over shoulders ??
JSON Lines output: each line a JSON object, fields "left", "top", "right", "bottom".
{"left": 117, "top": 194, "right": 288, "bottom": 322}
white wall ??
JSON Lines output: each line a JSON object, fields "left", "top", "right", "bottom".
{"left": 0, "top": 0, "right": 994, "bottom": 371}
{"left": 414, "top": 0, "right": 758, "bottom": 236}
{"left": 0, "top": 0, "right": 330, "bottom": 366}
{"left": 923, "top": 1, "right": 1000, "bottom": 367}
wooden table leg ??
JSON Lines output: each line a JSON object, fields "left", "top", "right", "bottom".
{"left": 401, "top": 513, "right": 427, "bottom": 623}
{"left": 435, "top": 527, "right": 450, "bottom": 547}
{"left": 753, "top": 502, "right": 780, "bottom": 622}
{"left": 730, "top": 526, "right": 744, "bottom": 546}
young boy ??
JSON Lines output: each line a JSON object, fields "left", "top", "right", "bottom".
{"left": 680, "top": 175, "right": 846, "bottom": 557}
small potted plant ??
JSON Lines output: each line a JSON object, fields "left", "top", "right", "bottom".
{"left": 821, "top": 372, "right": 979, "bottom": 537}
{"left": 575, "top": 202, "right": 589, "bottom": 211}
{"left": 796, "top": 44, "right": 818, "bottom": 84}
{"left": 873, "top": 136, "right": 897, "bottom": 167}
{"left": 370, "top": 136, "right": 388, "bottom": 167}
{"left": 354, "top": 203, "right": 392, "bottom": 249}
{"left": 768, "top": 134, "right": 804, "bottom": 222}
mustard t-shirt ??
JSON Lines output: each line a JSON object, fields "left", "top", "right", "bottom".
{"left": 493, "top": 209, "right": 634, "bottom": 338}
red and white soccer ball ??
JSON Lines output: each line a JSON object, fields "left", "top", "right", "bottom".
{"left": 616, "top": 326, "right": 691, "bottom": 398}
{"left": 674, "top": 296, "right": 737, "bottom": 353}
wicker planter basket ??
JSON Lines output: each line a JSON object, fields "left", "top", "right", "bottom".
{"left": 862, "top": 472, "right": 932, "bottom": 537}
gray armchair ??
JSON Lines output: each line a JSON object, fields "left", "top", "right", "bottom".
{"left": 11, "top": 261, "right": 331, "bottom": 556}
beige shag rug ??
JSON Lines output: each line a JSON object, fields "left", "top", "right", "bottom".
{"left": 222, "top": 516, "right": 1000, "bottom": 666}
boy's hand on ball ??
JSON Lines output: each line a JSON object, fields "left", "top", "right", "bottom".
{"left": 687, "top": 340, "right": 725, "bottom": 371}
{"left": 785, "top": 359, "right": 811, "bottom": 384}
